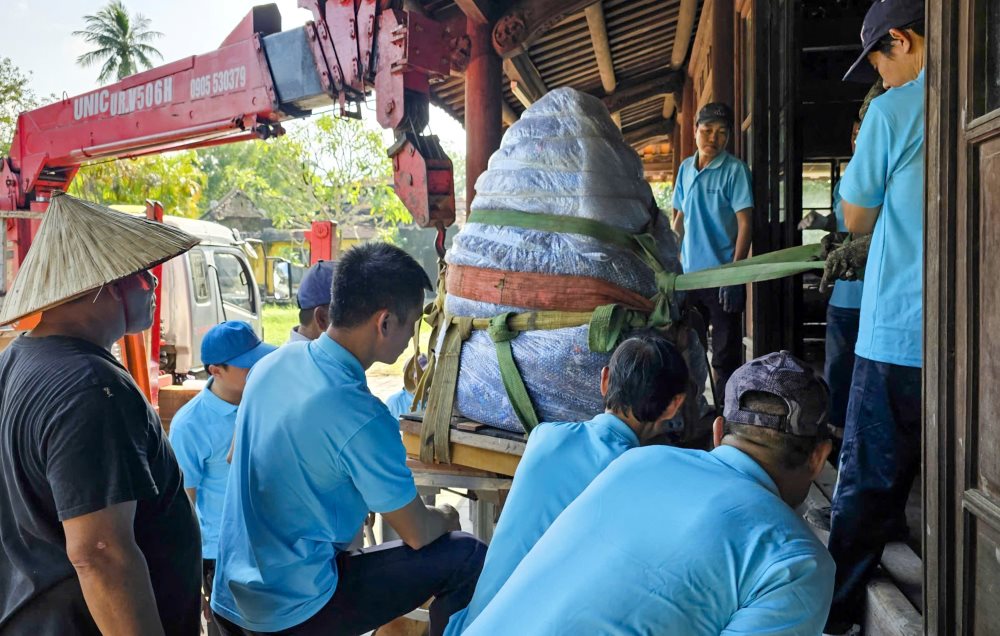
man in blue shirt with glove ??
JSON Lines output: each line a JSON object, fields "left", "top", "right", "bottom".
{"left": 169, "top": 320, "right": 276, "bottom": 633}
{"left": 672, "top": 102, "right": 754, "bottom": 407}
{"left": 445, "top": 331, "right": 689, "bottom": 635}
{"left": 211, "top": 242, "right": 485, "bottom": 636}
{"left": 825, "top": 0, "right": 926, "bottom": 632}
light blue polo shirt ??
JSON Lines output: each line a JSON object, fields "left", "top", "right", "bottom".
{"left": 672, "top": 150, "right": 754, "bottom": 273}
{"left": 211, "top": 335, "right": 417, "bottom": 632}
{"left": 464, "top": 445, "right": 834, "bottom": 636}
{"left": 384, "top": 388, "right": 417, "bottom": 419}
{"left": 445, "top": 413, "right": 638, "bottom": 636}
{"left": 839, "top": 70, "right": 925, "bottom": 367}
{"left": 829, "top": 178, "right": 864, "bottom": 309}
{"left": 168, "top": 380, "right": 237, "bottom": 559}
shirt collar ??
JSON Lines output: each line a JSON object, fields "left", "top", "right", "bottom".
{"left": 710, "top": 445, "right": 780, "bottom": 497}
{"left": 313, "top": 332, "right": 366, "bottom": 381}
{"left": 200, "top": 378, "right": 238, "bottom": 416}
{"left": 690, "top": 150, "right": 729, "bottom": 172}
{"left": 591, "top": 412, "right": 640, "bottom": 447}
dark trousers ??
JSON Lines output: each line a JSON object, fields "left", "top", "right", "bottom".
{"left": 826, "top": 356, "right": 921, "bottom": 627}
{"left": 214, "top": 532, "right": 485, "bottom": 636}
{"left": 824, "top": 305, "right": 861, "bottom": 430}
{"left": 204, "top": 559, "right": 222, "bottom": 636}
{"left": 687, "top": 288, "right": 743, "bottom": 407}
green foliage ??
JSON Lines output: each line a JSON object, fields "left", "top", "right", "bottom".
{"left": 0, "top": 58, "right": 39, "bottom": 156}
{"left": 74, "top": 0, "right": 163, "bottom": 84}
{"left": 68, "top": 151, "right": 207, "bottom": 216}
{"left": 199, "top": 115, "right": 412, "bottom": 231}
{"left": 261, "top": 303, "right": 299, "bottom": 346}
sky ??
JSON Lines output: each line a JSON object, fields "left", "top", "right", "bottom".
{"left": 2, "top": 0, "right": 466, "bottom": 148}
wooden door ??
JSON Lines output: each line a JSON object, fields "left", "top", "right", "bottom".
{"left": 748, "top": 0, "right": 803, "bottom": 357}
{"left": 925, "top": 1, "right": 1000, "bottom": 633}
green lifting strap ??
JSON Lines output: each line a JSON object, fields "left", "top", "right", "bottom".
{"left": 420, "top": 316, "right": 473, "bottom": 464}
{"left": 488, "top": 312, "right": 541, "bottom": 433}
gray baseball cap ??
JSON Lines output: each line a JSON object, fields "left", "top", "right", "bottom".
{"left": 723, "top": 351, "right": 830, "bottom": 437}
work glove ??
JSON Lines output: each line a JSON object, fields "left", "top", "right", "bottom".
{"left": 798, "top": 210, "right": 838, "bottom": 232}
{"left": 719, "top": 284, "right": 745, "bottom": 314}
{"left": 820, "top": 233, "right": 871, "bottom": 294}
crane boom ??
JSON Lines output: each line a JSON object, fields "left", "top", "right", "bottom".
{"left": 1, "top": 1, "right": 462, "bottom": 268}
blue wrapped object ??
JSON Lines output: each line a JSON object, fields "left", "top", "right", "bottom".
{"left": 443, "top": 88, "right": 710, "bottom": 432}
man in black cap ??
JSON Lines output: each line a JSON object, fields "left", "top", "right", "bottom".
{"left": 462, "top": 351, "right": 834, "bottom": 636}
{"left": 825, "top": 0, "right": 926, "bottom": 632}
{"left": 671, "top": 102, "right": 754, "bottom": 407}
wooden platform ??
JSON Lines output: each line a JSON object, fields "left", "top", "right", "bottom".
{"left": 399, "top": 415, "right": 526, "bottom": 477}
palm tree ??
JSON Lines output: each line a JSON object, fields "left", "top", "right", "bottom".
{"left": 73, "top": 1, "right": 163, "bottom": 84}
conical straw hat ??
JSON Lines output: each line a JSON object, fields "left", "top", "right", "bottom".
{"left": 0, "top": 193, "right": 200, "bottom": 325}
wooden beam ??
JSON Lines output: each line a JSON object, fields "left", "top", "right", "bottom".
{"left": 610, "top": 111, "right": 622, "bottom": 129}
{"left": 664, "top": 0, "right": 697, "bottom": 119}
{"left": 501, "top": 99, "right": 519, "bottom": 126}
{"left": 454, "top": 0, "right": 495, "bottom": 25}
{"left": 599, "top": 69, "right": 685, "bottom": 114}
{"left": 466, "top": 18, "right": 503, "bottom": 212}
{"left": 503, "top": 53, "right": 547, "bottom": 105}
{"left": 584, "top": 3, "right": 615, "bottom": 94}
{"left": 622, "top": 119, "right": 673, "bottom": 147}
{"left": 492, "top": 0, "right": 600, "bottom": 58}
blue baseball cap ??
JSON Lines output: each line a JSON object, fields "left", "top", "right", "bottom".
{"left": 843, "top": 0, "right": 925, "bottom": 83}
{"left": 297, "top": 261, "right": 336, "bottom": 310}
{"left": 723, "top": 351, "right": 830, "bottom": 437}
{"left": 201, "top": 321, "right": 277, "bottom": 369}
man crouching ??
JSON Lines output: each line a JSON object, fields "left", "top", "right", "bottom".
{"left": 211, "top": 242, "right": 485, "bottom": 636}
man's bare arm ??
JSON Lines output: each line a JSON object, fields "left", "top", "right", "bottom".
{"left": 63, "top": 501, "right": 165, "bottom": 636}
{"left": 381, "top": 496, "right": 461, "bottom": 550}
{"left": 672, "top": 210, "right": 685, "bottom": 242}
{"left": 733, "top": 209, "right": 752, "bottom": 262}
{"left": 842, "top": 201, "right": 880, "bottom": 235}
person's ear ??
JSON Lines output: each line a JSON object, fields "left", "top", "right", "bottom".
{"left": 374, "top": 310, "right": 391, "bottom": 337}
{"left": 889, "top": 27, "right": 912, "bottom": 54}
{"left": 106, "top": 283, "right": 124, "bottom": 302}
{"left": 599, "top": 366, "right": 610, "bottom": 397}
{"left": 314, "top": 306, "right": 330, "bottom": 331}
{"left": 808, "top": 439, "right": 834, "bottom": 480}
{"left": 664, "top": 393, "right": 687, "bottom": 420}
{"left": 207, "top": 364, "right": 223, "bottom": 380}
{"left": 712, "top": 416, "right": 725, "bottom": 448}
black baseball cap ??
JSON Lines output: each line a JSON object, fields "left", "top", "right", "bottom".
{"left": 843, "top": 0, "right": 925, "bottom": 83}
{"left": 723, "top": 351, "right": 830, "bottom": 438}
{"left": 696, "top": 102, "right": 734, "bottom": 130}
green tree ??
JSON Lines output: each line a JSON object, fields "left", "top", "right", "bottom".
{"left": 0, "top": 58, "right": 39, "bottom": 156}
{"left": 73, "top": 0, "right": 163, "bottom": 84}
{"left": 68, "top": 151, "right": 207, "bottom": 216}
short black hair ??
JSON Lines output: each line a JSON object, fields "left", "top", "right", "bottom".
{"left": 603, "top": 331, "right": 689, "bottom": 424}
{"left": 329, "top": 242, "right": 433, "bottom": 328}
{"left": 875, "top": 21, "right": 925, "bottom": 55}
{"left": 299, "top": 307, "right": 315, "bottom": 327}
{"left": 724, "top": 392, "right": 826, "bottom": 471}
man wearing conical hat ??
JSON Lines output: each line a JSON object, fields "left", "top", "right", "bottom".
{"left": 0, "top": 193, "right": 203, "bottom": 634}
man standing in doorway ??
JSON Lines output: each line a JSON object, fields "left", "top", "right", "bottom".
{"left": 825, "top": 0, "right": 926, "bottom": 632}
{"left": 672, "top": 102, "right": 754, "bottom": 407}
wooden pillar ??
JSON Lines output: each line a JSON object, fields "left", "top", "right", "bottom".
{"left": 711, "top": 0, "right": 735, "bottom": 112}
{"left": 679, "top": 75, "right": 696, "bottom": 160}
{"left": 465, "top": 18, "right": 503, "bottom": 213}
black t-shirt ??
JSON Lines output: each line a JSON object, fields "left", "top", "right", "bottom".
{"left": 0, "top": 336, "right": 201, "bottom": 635}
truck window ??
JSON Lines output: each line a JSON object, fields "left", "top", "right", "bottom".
{"left": 214, "top": 252, "right": 254, "bottom": 313}
{"left": 190, "top": 249, "right": 211, "bottom": 303}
